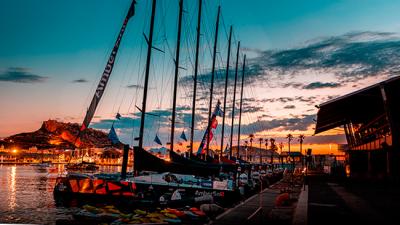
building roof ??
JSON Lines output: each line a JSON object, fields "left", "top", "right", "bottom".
{"left": 315, "top": 76, "right": 400, "bottom": 134}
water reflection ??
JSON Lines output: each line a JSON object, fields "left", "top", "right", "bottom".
{"left": 0, "top": 165, "right": 120, "bottom": 224}
{"left": 9, "top": 166, "right": 16, "bottom": 210}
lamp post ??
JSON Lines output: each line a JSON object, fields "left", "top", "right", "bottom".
{"left": 244, "top": 141, "right": 248, "bottom": 161}
{"left": 259, "top": 138, "right": 263, "bottom": 164}
{"left": 264, "top": 138, "right": 269, "bottom": 164}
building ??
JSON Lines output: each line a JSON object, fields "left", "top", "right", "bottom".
{"left": 315, "top": 76, "right": 400, "bottom": 179}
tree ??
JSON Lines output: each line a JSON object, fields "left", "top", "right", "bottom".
{"left": 244, "top": 140, "right": 248, "bottom": 160}
{"left": 298, "top": 134, "right": 305, "bottom": 167}
{"left": 249, "top": 134, "right": 254, "bottom": 161}
{"left": 279, "top": 142, "right": 284, "bottom": 164}
{"left": 286, "top": 134, "right": 294, "bottom": 165}
{"left": 269, "top": 138, "right": 276, "bottom": 164}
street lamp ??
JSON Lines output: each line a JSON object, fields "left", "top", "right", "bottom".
{"left": 244, "top": 141, "right": 248, "bottom": 161}
{"left": 258, "top": 138, "right": 263, "bottom": 164}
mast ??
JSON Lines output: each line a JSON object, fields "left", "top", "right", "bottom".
{"left": 237, "top": 54, "right": 246, "bottom": 159}
{"left": 138, "top": 0, "right": 157, "bottom": 149}
{"left": 190, "top": 0, "right": 202, "bottom": 157}
{"left": 206, "top": 6, "right": 220, "bottom": 156}
{"left": 220, "top": 26, "right": 232, "bottom": 158}
{"left": 79, "top": 1, "right": 136, "bottom": 134}
{"left": 229, "top": 41, "right": 240, "bottom": 159}
{"left": 170, "top": 0, "right": 184, "bottom": 153}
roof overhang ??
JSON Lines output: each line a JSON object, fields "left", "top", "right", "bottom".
{"left": 315, "top": 76, "right": 400, "bottom": 134}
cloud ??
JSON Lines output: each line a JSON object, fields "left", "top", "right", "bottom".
{"left": 71, "top": 78, "right": 88, "bottom": 83}
{"left": 180, "top": 31, "right": 400, "bottom": 95}
{"left": 254, "top": 31, "right": 400, "bottom": 82}
{"left": 282, "top": 82, "right": 303, "bottom": 89}
{"left": 303, "top": 82, "right": 341, "bottom": 89}
{"left": 284, "top": 105, "right": 296, "bottom": 109}
{"left": 91, "top": 31, "right": 400, "bottom": 146}
{"left": 0, "top": 67, "right": 47, "bottom": 83}
{"left": 240, "top": 114, "right": 315, "bottom": 134}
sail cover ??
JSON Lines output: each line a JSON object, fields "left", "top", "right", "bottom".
{"left": 80, "top": 1, "right": 136, "bottom": 132}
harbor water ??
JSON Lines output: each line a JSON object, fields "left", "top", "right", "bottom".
{"left": 0, "top": 164, "right": 121, "bottom": 224}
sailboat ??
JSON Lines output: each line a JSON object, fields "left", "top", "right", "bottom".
{"left": 54, "top": 0, "right": 243, "bottom": 208}
{"left": 31, "top": 148, "right": 55, "bottom": 173}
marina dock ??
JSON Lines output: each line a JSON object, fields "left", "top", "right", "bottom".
{"left": 210, "top": 186, "right": 281, "bottom": 225}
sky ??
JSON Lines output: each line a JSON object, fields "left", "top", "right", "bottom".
{"left": 1, "top": 0, "right": 400, "bottom": 154}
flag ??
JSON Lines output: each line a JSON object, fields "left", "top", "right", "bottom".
{"left": 196, "top": 102, "right": 222, "bottom": 155}
{"left": 180, "top": 130, "right": 187, "bottom": 141}
{"left": 215, "top": 105, "right": 223, "bottom": 117}
{"left": 108, "top": 125, "right": 120, "bottom": 144}
{"left": 223, "top": 144, "right": 229, "bottom": 154}
{"left": 211, "top": 116, "right": 218, "bottom": 128}
{"left": 127, "top": 0, "right": 137, "bottom": 19}
{"left": 115, "top": 113, "right": 122, "bottom": 120}
{"left": 154, "top": 134, "right": 162, "bottom": 145}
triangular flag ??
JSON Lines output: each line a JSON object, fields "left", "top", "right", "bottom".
{"left": 115, "top": 113, "right": 122, "bottom": 120}
{"left": 224, "top": 144, "right": 229, "bottom": 154}
{"left": 180, "top": 130, "right": 188, "bottom": 141}
{"left": 154, "top": 134, "right": 162, "bottom": 145}
{"left": 108, "top": 125, "right": 120, "bottom": 144}
{"left": 215, "top": 104, "right": 223, "bottom": 117}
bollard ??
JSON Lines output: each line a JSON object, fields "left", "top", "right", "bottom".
{"left": 121, "top": 144, "right": 129, "bottom": 179}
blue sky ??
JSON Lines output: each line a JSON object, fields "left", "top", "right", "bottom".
{"left": 1, "top": 0, "right": 400, "bottom": 152}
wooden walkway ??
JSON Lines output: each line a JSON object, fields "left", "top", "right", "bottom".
{"left": 210, "top": 188, "right": 280, "bottom": 225}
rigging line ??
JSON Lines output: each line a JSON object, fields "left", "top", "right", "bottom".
{"left": 219, "top": 11, "right": 230, "bottom": 41}
{"left": 111, "top": 7, "right": 140, "bottom": 115}
{"left": 243, "top": 86, "right": 263, "bottom": 137}
{"left": 123, "top": 0, "right": 159, "bottom": 117}
{"left": 115, "top": 36, "right": 138, "bottom": 114}
{"left": 201, "top": 1, "right": 215, "bottom": 60}
{"left": 130, "top": 0, "right": 152, "bottom": 146}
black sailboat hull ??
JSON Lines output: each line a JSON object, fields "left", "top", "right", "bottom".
{"left": 134, "top": 147, "right": 231, "bottom": 177}
{"left": 53, "top": 175, "right": 240, "bottom": 208}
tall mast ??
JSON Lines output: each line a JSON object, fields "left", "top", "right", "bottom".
{"left": 170, "top": 0, "right": 184, "bottom": 153}
{"left": 220, "top": 26, "right": 232, "bottom": 158}
{"left": 138, "top": 0, "right": 157, "bottom": 149}
{"left": 79, "top": 1, "right": 136, "bottom": 135}
{"left": 237, "top": 54, "right": 246, "bottom": 159}
{"left": 190, "top": 0, "right": 202, "bottom": 156}
{"left": 206, "top": 6, "right": 220, "bottom": 156}
{"left": 229, "top": 41, "right": 240, "bottom": 159}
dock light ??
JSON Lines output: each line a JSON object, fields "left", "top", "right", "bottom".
{"left": 12, "top": 149, "right": 18, "bottom": 153}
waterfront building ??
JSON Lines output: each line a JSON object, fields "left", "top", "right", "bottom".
{"left": 315, "top": 76, "right": 400, "bottom": 179}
